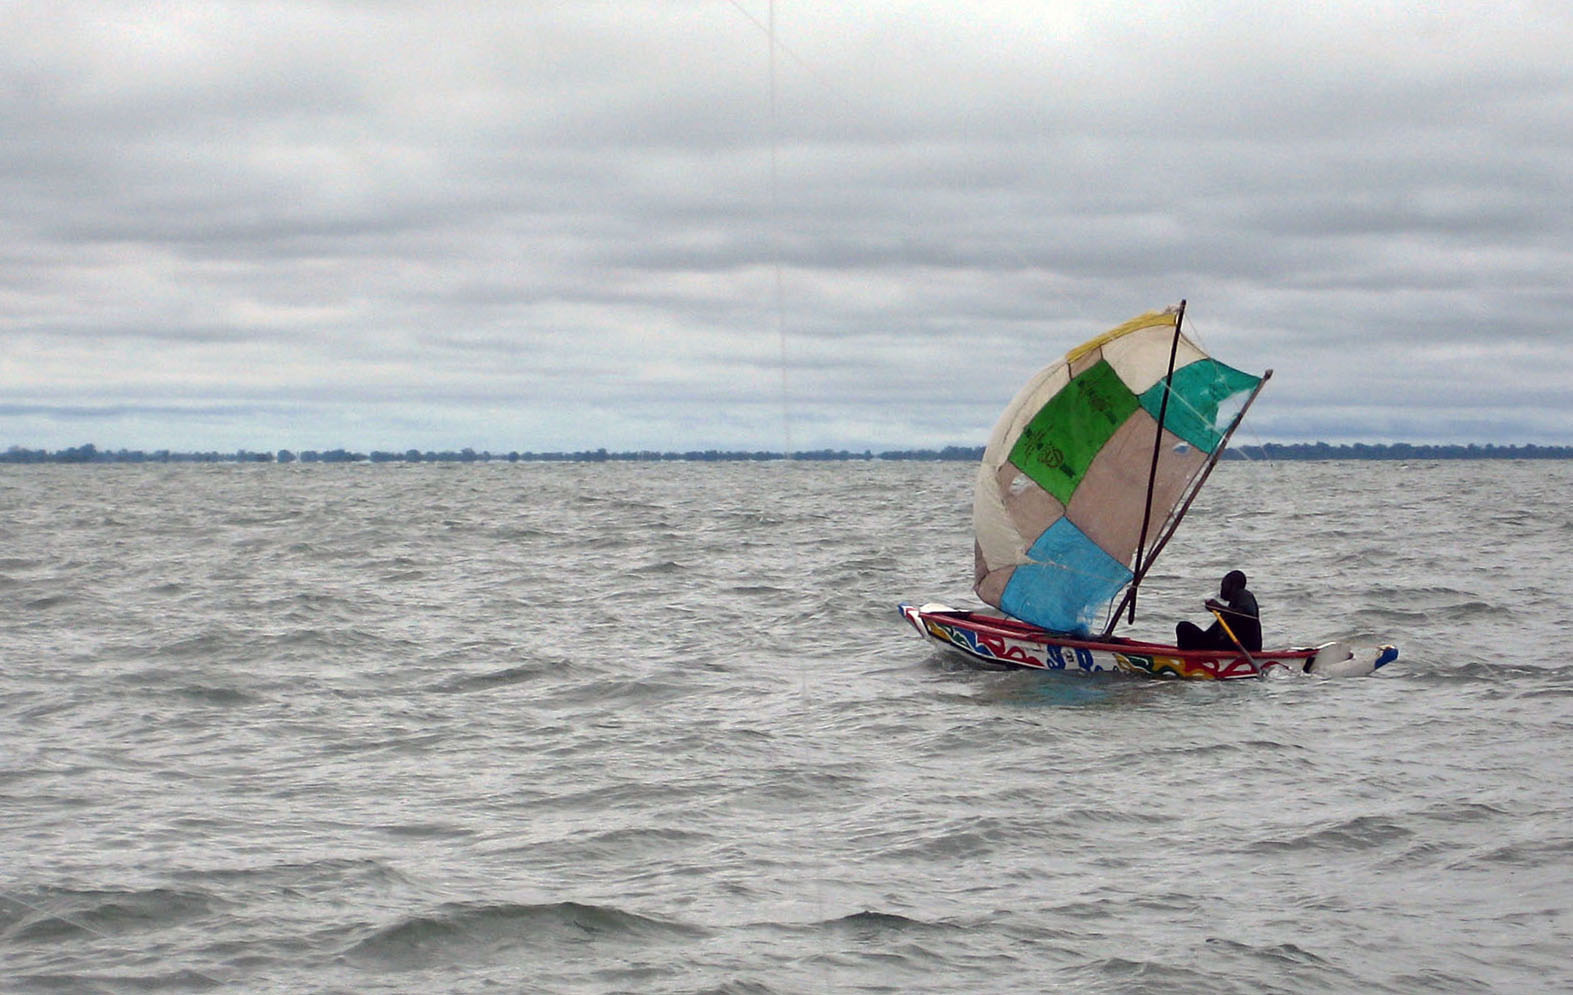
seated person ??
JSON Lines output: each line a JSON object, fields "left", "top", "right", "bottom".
{"left": 1176, "top": 570, "right": 1261, "bottom": 652}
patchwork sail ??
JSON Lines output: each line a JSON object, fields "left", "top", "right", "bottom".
{"left": 972, "top": 304, "right": 1263, "bottom": 634}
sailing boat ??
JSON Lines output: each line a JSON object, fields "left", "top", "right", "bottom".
{"left": 899, "top": 302, "right": 1397, "bottom": 679}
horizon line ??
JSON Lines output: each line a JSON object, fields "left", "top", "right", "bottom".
{"left": 5, "top": 441, "right": 1573, "bottom": 465}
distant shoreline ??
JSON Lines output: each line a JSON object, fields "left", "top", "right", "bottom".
{"left": 5, "top": 442, "right": 1572, "bottom": 464}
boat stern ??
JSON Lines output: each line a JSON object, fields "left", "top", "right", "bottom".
{"left": 1304, "top": 641, "right": 1400, "bottom": 677}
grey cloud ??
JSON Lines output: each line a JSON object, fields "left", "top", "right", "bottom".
{"left": 3, "top": 1, "right": 1571, "bottom": 452}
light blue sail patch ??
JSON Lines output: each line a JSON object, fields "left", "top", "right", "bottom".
{"left": 999, "top": 518, "right": 1133, "bottom": 634}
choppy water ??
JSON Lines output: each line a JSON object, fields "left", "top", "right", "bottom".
{"left": 3, "top": 459, "right": 1571, "bottom": 993}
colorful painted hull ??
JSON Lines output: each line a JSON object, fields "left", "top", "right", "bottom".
{"left": 898, "top": 603, "right": 1398, "bottom": 680}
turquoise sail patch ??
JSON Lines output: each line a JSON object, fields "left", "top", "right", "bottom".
{"left": 1139, "top": 359, "right": 1261, "bottom": 452}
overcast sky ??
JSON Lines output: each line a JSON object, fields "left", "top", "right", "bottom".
{"left": 4, "top": 1, "right": 1570, "bottom": 453}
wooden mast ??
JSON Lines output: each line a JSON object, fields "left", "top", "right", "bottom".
{"left": 1125, "top": 299, "right": 1186, "bottom": 625}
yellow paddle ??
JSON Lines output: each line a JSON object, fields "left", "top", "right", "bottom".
{"left": 1209, "top": 606, "right": 1259, "bottom": 671}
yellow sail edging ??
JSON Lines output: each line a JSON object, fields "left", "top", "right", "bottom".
{"left": 1064, "top": 309, "right": 1179, "bottom": 365}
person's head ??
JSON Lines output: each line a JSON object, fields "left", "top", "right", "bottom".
{"left": 1220, "top": 570, "right": 1247, "bottom": 598}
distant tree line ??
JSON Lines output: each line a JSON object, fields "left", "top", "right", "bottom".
{"left": 1226, "top": 442, "right": 1573, "bottom": 460}
{"left": 3, "top": 441, "right": 1571, "bottom": 465}
{"left": 0, "top": 443, "right": 949, "bottom": 464}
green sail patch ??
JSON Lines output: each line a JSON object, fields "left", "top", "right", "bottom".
{"left": 1008, "top": 359, "right": 1139, "bottom": 505}
{"left": 1138, "top": 359, "right": 1261, "bottom": 452}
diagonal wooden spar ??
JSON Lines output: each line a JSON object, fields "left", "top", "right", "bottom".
{"left": 1102, "top": 367, "right": 1274, "bottom": 638}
